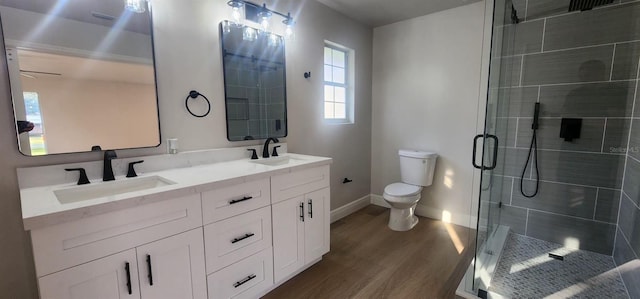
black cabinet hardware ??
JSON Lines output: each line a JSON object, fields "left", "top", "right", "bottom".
{"left": 146, "top": 254, "right": 153, "bottom": 286}
{"left": 308, "top": 199, "right": 313, "bottom": 218}
{"left": 125, "top": 262, "right": 132, "bottom": 295}
{"left": 231, "top": 233, "right": 255, "bottom": 244}
{"left": 299, "top": 202, "right": 304, "bottom": 222}
{"left": 126, "top": 160, "right": 144, "bottom": 178}
{"left": 233, "top": 274, "right": 257, "bottom": 288}
{"left": 65, "top": 168, "right": 90, "bottom": 185}
{"left": 229, "top": 196, "right": 253, "bottom": 205}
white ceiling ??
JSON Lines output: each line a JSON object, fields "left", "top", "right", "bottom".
{"left": 0, "top": 0, "right": 151, "bottom": 35}
{"left": 18, "top": 49, "right": 154, "bottom": 85}
{"left": 315, "top": 0, "right": 483, "bottom": 27}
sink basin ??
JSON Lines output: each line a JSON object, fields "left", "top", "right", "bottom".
{"left": 54, "top": 176, "right": 176, "bottom": 204}
{"left": 250, "top": 155, "right": 301, "bottom": 166}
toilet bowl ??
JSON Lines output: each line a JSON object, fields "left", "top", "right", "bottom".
{"left": 383, "top": 150, "right": 437, "bottom": 231}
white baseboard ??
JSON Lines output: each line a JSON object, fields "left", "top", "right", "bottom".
{"left": 370, "top": 194, "right": 475, "bottom": 228}
{"left": 330, "top": 194, "right": 371, "bottom": 223}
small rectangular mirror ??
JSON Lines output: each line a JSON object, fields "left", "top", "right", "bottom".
{"left": 220, "top": 21, "right": 287, "bottom": 141}
{"left": 1, "top": 0, "right": 160, "bottom": 156}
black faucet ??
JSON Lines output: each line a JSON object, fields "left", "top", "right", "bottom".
{"left": 103, "top": 150, "right": 117, "bottom": 181}
{"left": 262, "top": 138, "right": 279, "bottom": 158}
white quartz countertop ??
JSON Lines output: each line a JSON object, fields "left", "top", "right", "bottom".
{"left": 21, "top": 153, "right": 332, "bottom": 230}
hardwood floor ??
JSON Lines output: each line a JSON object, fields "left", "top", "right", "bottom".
{"left": 263, "top": 205, "right": 476, "bottom": 299}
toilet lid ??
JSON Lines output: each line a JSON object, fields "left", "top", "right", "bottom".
{"left": 384, "top": 183, "right": 422, "bottom": 197}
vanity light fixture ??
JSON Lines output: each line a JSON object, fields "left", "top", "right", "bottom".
{"left": 257, "top": 4, "right": 272, "bottom": 32}
{"left": 227, "top": 0, "right": 244, "bottom": 24}
{"left": 124, "top": 0, "right": 148, "bottom": 13}
{"left": 225, "top": 0, "right": 294, "bottom": 37}
{"left": 283, "top": 13, "right": 294, "bottom": 39}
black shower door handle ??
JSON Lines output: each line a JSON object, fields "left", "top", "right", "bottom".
{"left": 472, "top": 134, "right": 499, "bottom": 170}
{"left": 486, "top": 134, "right": 499, "bottom": 170}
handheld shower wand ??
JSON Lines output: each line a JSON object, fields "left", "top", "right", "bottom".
{"left": 521, "top": 103, "right": 540, "bottom": 198}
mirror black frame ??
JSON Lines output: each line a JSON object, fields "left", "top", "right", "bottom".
{"left": 219, "top": 21, "right": 288, "bottom": 142}
{"left": 1, "top": 1, "right": 162, "bottom": 156}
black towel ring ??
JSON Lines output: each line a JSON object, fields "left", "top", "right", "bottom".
{"left": 185, "top": 90, "right": 211, "bottom": 118}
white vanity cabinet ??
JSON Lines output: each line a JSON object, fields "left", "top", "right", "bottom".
{"left": 31, "top": 194, "right": 206, "bottom": 299}
{"left": 38, "top": 228, "right": 207, "bottom": 299}
{"left": 271, "top": 166, "right": 330, "bottom": 283}
{"left": 24, "top": 157, "right": 332, "bottom": 299}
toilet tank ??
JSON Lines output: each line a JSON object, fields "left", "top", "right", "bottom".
{"left": 399, "top": 149, "right": 438, "bottom": 187}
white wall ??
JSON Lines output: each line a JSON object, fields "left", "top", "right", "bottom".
{"left": 0, "top": 0, "right": 372, "bottom": 297}
{"left": 371, "top": 2, "right": 486, "bottom": 227}
{"left": 21, "top": 77, "right": 158, "bottom": 154}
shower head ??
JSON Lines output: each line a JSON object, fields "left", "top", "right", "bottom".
{"left": 568, "top": 0, "right": 614, "bottom": 12}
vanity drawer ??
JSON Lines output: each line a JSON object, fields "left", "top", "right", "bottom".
{"left": 271, "top": 165, "right": 330, "bottom": 204}
{"left": 204, "top": 206, "right": 272, "bottom": 274}
{"left": 208, "top": 248, "right": 274, "bottom": 299}
{"left": 31, "top": 194, "right": 202, "bottom": 277}
{"left": 202, "top": 178, "right": 270, "bottom": 224}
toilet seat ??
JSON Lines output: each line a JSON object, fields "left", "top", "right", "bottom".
{"left": 383, "top": 183, "right": 422, "bottom": 202}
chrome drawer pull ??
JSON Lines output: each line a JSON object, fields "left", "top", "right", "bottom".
{"left": 233, "top": 274, "right": 257, "bottom": 288}
{"left": 231, "top": 233, "right": 255, "bottom": 244}
{"left": 229, "top": 196, "right": 253, "bottom": 205}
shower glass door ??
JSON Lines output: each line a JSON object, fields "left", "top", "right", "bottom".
{"left": 470, "top": 0, "right": 640, "bottom": 297}
{"left": 471, "top": 0, "right": 520, "bottom": 293}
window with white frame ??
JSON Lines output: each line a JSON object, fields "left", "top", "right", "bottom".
{"left": 324, "top": 43, "right": 353, "bottom": 122}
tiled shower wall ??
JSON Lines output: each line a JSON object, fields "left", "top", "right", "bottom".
{"left": 225, "top": 58, "right": 286, "bottom": 140}
{"left": 488, "top": 0, "right": 640, "bottom": 255}
{"left": 614, "top": 62, "right": 640, "bottom": 297}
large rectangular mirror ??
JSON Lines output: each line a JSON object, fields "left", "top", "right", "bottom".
{"left": 1, "top": 0, "right": 160, "bottom": 156}
{"left": 220, "top": 21, "right": 287, "bottom": 141}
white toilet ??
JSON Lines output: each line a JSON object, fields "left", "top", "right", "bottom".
{"left": 383, "top": 149, "right": 438, "bottom": 231}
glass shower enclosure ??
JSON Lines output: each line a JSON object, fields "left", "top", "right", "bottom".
{"left": 468, "top": 0, "right": 640, "bottom": 298}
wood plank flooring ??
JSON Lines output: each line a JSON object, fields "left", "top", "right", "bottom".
{"left": 263, "top": 205, "right": 476, "bottom": 299}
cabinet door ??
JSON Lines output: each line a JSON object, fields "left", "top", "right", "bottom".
{"left": 272, "top": 196, "right": 305, "bottom": 283}
{"left": 304, "top": 187, "right": 330, "bottom": 263}
{"left": 136, "top": 228, "right": 207, "bottom": 299}
{"left": 39, "top": 249, "right": 140, "bottom": 299}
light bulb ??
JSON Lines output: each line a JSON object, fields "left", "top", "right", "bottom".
{"left": 124, "top": 0, "right": 146, "bottom": 13}
{"left": 260, "top": 17, "right": 269, "bottom": 32}
{"left": 232, "top": 7, "right": 241, "bottom": 23}
{"left": 285, "top": 24, "right": 293, "bottom": 38}
{"left": 283, "top": 14, "right": 294, "bottom": 39}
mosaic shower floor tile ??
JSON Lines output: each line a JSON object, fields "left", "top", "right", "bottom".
{"left": 488, "top": 233, "right": 629, "bottom": 298}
